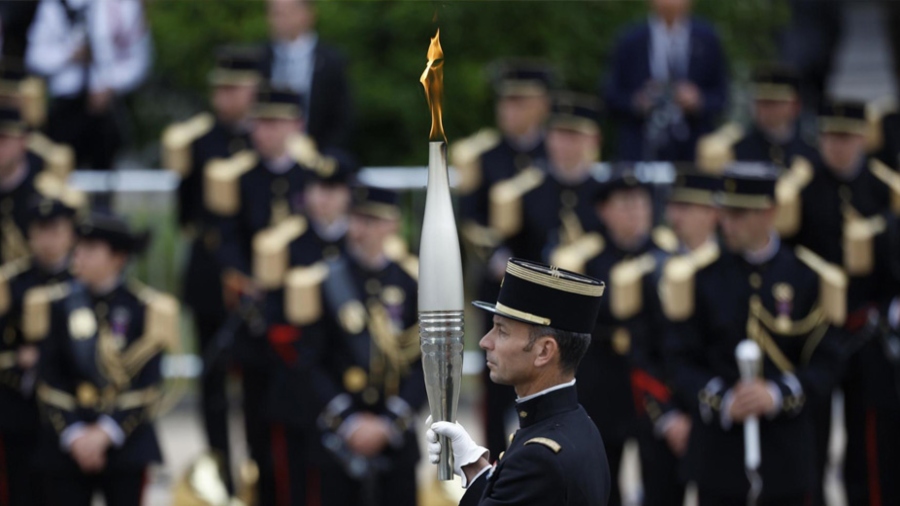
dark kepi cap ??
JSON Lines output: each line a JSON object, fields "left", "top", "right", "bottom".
{"left": 819, "top": 99, "right": 867, "bottom": 135}
{"left": 253, "top": 87, "right": 303, "bottom": 120}
{"left": 751, "top": 64, "right": 800, "bottom": 101}
{"left": 492, "top": 60, "right": 556, "bottom": 98}
{"left": 669, "top": 169, "right": 721, "bottom": 206}
{"left": 473, "top": 258, "right": 605, "bottom": 334}
{"left": 0, "top": 105, "right": 26, "bottom": 136}
{"left": 209, "top": 46, "right": 262, "bottom": 87}
{"left": 27, "top": 197, "right": 76, "bottom": 224}
{"left": 716, "top": 163, "right": 779, "bottom": 210}
{"left": 594, "top": 164, "right": 650, "bottom": 203}
{"left": 76, "top": 212, "right": 150, "bottom": 254}
{"left": 309, "top": 148, "right": 357, "bottom": 185}
{"left": 549, "top": 91, "right": 602, "bottom": 135}
{"left": 351, "top": 185, "right": 400, "bottom": 220}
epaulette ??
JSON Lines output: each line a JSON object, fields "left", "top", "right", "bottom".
{"left": 548, "top": 232, "right": 605, "bottom": 275}
{"left": 284, "top": 262, "right": 330, "bottom": 326}
{"left": 524, "top": 437, "right": 562, "bottom": 454}
{"left": 160, "top": 113, "right": 215, "bottom": 178}
{"left": 144, "top": 291, "right": 180, "bottom": 353}
{"left": 696, "top": 122, "right": 744, "bottom": 174}
{"left": 20, "top": 77, "right": 46, "bottom": 127}
{"left": 252, "top": 216, "right": 308, "bottom": 290}
{"left": 775, "top": 155, "right": 814, "bottom": 237}
{"left": 870, "top": 158, "right": 900, "bottom": 214}
{"left": 0, "top": 257, "right": 32, "bottom": 315}
{"left": 651, "top": 226, "right": 679, "bottom": 254}
{"left": 610, "top": 253, "right": 657, "bottom": 320}
{"left": 27, "top": 132, "right": 74, "bottom": 179}
{"left": 449, "top": 128, "right": 500, "bottom": 196}
{"left": 286, "top": 133, "right": 320, "bottom": 168}
{"left": 866, "top": 97, "right": 896, "bottom": 153}
{"left": 843, "top": 214, "right": 886, "bottom": 276}
{"left": 204, "top": 150, "right": 258, "bottom": 216}
{"left": 660, "top": 241, "right": 720, "bottom": 321}
{"left": 795, "top": 246, "right": 847, "bottom": 326}
{"left": 383, "top": 234, "right": 410, "bottom": 262}
{"left": 398, "top": 255, "right": 419, "bottom": 282}
{"left": 489, "top": 168, "right": 545, "bottom": 239}
{"left": 23, "top": 282, "right": 70, "bottom": 341}
{"left": 34, "top": 171, "right": 87, "bottom": 211}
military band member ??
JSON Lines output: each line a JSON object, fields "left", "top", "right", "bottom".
{"left": 663, "top": 166, "right": 842, "bottom": 504}
{"left": 33, "top": 212, "right": 178, "bottom": 506}
{"left": 0, "top": 196, "right": 77, "bottom": 506}
{"left": 780, "top": 99, "right": 900, "bottom": 506}
{"left": 428, "top": 258, "right": 610, "bottom": 506}
{"left": 289, "top": 186, "right": 422, "bottom": 506}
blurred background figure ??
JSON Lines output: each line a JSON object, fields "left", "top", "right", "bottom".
{"left": 604, "top": 0, "right": 728, "bottom": 162}
{"left": 25, "top": 0, "right": 151, "bottom": 171}
{"left": 262, "top": 0, "right": 353, "bottom": 150}
{"left": 0, "top": 105, "right": 47, "bottom": 263}
{"left": 0, "top": 3, "right": 40, "bottom": 61}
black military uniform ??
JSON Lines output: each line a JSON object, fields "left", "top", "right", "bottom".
{"left": 0, "top": 198, "right": 75, "bottom": 506}
{"left": 290, "top": 187, "right": 423, "bottom": 506}
{"left": 780, "top": 101, "right": 900, "bottom": 506}
{"left": 463, "top": 258, "right": 610, "bottom": 506}
{"left": 664, "top": 169, "right": 843, "bottom": 504}
{"left": 550, "top": 170, "right": 676, "bottom": 506}
{"left": 161, "top": 48, "right": 259, "bottom": 480}
{"left": 33, "top": 212, "right": 178, "bottom": 506}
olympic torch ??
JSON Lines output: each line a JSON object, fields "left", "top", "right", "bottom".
{"left": 736, "top": 340, "right": 763, "bottom": 506}
{"left": 418, "top": 29, "right": 465, "bottom": 481}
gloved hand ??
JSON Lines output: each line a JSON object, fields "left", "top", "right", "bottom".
{"left": 426, "top": 416, "right": 489, "bottom": 488}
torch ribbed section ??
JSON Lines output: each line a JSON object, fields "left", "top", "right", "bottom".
{"left": 419, "top": 310, "right": 465, "bottom": 481}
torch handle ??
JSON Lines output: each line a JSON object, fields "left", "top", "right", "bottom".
{"left": 438, "top": 434, "right": 454, "bottom": 481}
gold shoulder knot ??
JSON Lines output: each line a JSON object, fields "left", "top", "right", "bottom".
{"left": 204, "top": 150, "right": 258, "bottom": 216}
{"left": 23, "top": 282, "right": 71, "bottom": 341}
{"left": 489, "top": 168, "right": 545, "bottom": 239}
{"left": 869, "top": 158, "right": 900, "bottom": 215}
{"left": 450, "top": 128, "right": 501, "bottom": 196}
{"left": 548, "top": 232, "right": 605, "bottom": 275}
{"left": 795, "top": 246, "right": 847, "bottom": 326}
{"left": 696, "top": 122, "right": 744, "bottom": 174}
{"left": 524, "top": 437, "right": 562, "bottom": 454}
{"left": 610, "top": 253, "right": 657, "bottom": 320}
{"left": 660, "top": 241, "right": 720, "bottom": 321}
{"left": 161, "top": 113, "right": 215, "bottom": 177}
{"left": 253, "top": 216, "right": 309, "bottom": 290}
{"left": 775, "top": 155, "right": 813, "bottom": 237}
{"left": 651, "top": 226, "right": 679, "bottom": 254}
{"left": 27, "top": 132, "right": 75, "bottom": 180}
{"left": 285, "top": 262, "right": 330, "bottom": 326}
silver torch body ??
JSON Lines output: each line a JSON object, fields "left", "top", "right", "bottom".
{"left": 736, "top": 339, "right": 763, "bottom": 504}
{"left": 419, "top": 141, "right": 465, "bottom": 481}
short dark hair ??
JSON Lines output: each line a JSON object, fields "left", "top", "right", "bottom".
{"left": 525, "top": 325, "right": 591, "bottom": 373}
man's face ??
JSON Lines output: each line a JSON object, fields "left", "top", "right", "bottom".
{"left": 753, "top": 99, "right": 800, "bottom": 133}
{"left": 547, "top": 127, "right": 598, "bottom": 173}
{"left": 650, "top": 0, "right": 692, "bottom": 20}
{"left": 495, "top": 94, "right": 549, "bottom": 138}
{"left": 599, "top": 188, "right": 652, "bottom": 246}
{"left": 251, "top": 117, "right": 301, "bottom": 159}
{"left": 267, "top": 0, "right": 315, "bottom": 41}
{"left": 212, "top": 84, "right": 257, "bottom": 125}
{"left": 304, "top": 181, "right": 350, "bottom": 225}
{"left": 347, "top": 213, "right": 396, "bottom": 256}
{"left": 666, "top": 201, "right": 718, "bottom": 246}
{"left": 72, "top": 239, "right": 126, "bottom": 287}
{"left": 480, "top": 315, "right": 539, "bottom": 386}
{"left": 0, "top": 133, "right": 26, "bottom": 176}
{"left": 28, "top": 218, "right": 75, "bottom": 268}
{"left": 819, "top": 132, "right": 866, "bottom": 176}
{"left": 719, "top": 207, "right": 770, "bottom": 252}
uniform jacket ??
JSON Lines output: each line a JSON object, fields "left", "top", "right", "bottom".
{"left": 732, "top": 125, "right": 819, "bottom": 168}
{"left": 0, "top": 162, "right": 41, "bottom": 264}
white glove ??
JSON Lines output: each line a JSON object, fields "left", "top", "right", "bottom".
{"left": 426, "top": 416, "right": 489, "bottom": 488}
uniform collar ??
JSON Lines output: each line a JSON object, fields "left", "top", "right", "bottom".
{"left": 515, "top": 381, "right": 579, "bottom": 429}
{"left": 741, "top": 232, "right": 780, "bottom": 266}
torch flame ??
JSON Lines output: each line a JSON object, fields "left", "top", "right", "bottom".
{"left": 420, "top": 29, "right": 446, "bottom": 143}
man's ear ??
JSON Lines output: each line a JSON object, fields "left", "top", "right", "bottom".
{"left": 532, "top": 336, "right": 559, "bottom": 369}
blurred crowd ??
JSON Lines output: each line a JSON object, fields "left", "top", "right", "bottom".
{"left": 0, "top": 0, "right": 899, "bottom": 505}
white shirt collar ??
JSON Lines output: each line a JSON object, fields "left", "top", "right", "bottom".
{"left": 278, "top": 32, "right": 318, "bottom": 55}
{"left": 742, "top": 232, "right": 780, "bottom": 265}
{"left": 516, "top": 379, "right": 576, "bottom": 404}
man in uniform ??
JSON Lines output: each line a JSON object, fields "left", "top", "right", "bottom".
{"left": 32, "top": 211, "right": 178, "bottom": 506}
{"left": 453, "top": 61, "right": 554, "bottom": 461}
{"left": 428, "top": 258, "right": 610, "bottom": 506}
{"left": 663, "top": 166, "right": 843, "bottom": 504}
{"left": 288, "top": 186, "right": 422, "bottom": 506}
{"left": 0, "top": 196, "right": 78, "bottom": 506}
{"left": 780, "top": 100, "right": 900, "bottom": 505}
{"left": 205, "top": 86, "right": 315, "bottom": 506}
{"left": 161, "top": 46, "right": 260, "bottom": 483}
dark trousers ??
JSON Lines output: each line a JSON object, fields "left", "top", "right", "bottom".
{"left": 0, "top": 430, "right": 42, "bottom": 506}
{"left": 636, "top": 424, "right": 685, "bottom": 506}
{"left": 809, "top": 395, "right": 831, "bottom": 506}
{"left": 606, "top": 439, "right": 625, "bottom": 506}
{"left": 243, "top": 365, "right": 274, "bottom": 506}
{"left": 47, "top": 96, "right": 122, "bottom": 170}
{"left": 43, "top": 469, "right": 146, "bottom": 506}
{"left": 318, "top": 451, "right": 417, "bottom": 506}
{"left": 195, "top": 311, "right": 233, "bottom": 491}
{"left": 270, "top": 423, "right": 321, "bottom": 506}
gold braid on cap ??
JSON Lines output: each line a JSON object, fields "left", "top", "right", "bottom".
{"left": 505, "top": 262, "right": 605, "bottom": 297}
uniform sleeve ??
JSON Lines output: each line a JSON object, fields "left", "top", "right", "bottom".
{"left": 464, "top": 445, "right": 569, "bottom": 506}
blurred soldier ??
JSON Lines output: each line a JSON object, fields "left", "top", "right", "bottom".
{"left": 161, "top": 47, "right": 261, "bottom": 484}
{"left": 550, "top": 168, "right": 674, "bottom": 506}
{"left": 872, "top": 99, "right": 900, "bottom": 171}
{"left": 0, "top": 196, "right": 78, "bottom": 506}
{"left": 628, "top": 171, "right": 720, "bottom": 506}
{"left": 0, "top": 105, "right": 47, "bottom": 263}
{"left": 254, "top": 149, "right": 355, "bottom": 506}
{"left": 604, "top": 0, "right": 728, "bottom": 162}
{"left": 205, "top": 86, "right": 315, "bottom": 506}
{"left": 291, "top": 186, "right": 423, "bottom": 506}
{"left": 780, "top": 100, "right": 900, "bottom": 506}
{"left": 697, "top": 65, "right": 817, "bottom": 174}
{"left": 453, "top": 61, "right": 553, "bottom": 460}
{"left": 262, "top": 0, "right": 353, "bottom": 149}
{"left": 664, "top": 166, "right": 843, "bottom": 504}
{"left": 32, "top": 212, "right": 178, "bottom": 506}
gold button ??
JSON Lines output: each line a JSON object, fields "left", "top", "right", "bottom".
{"left": 561, "top": 190, "right": 578, "bottom": 208}
{"left": 95, "top": 303, "right": 108, "bottom": 319}
{"left": 749, "top": 273, "right": 762, "bottom": 289}
{"left": 271, "top": 177, "right": 289, "bottom": 196}
{"left": 498, "top": 451, "right": 505, "bottom": 461}
{"left": 365, "top": 279, "right": 381, "bottom": 295}
{"left": 362, "top": 387, "right": 380, "bottom": 406}
{"left": 519, "top": 410, "right": 528, "bottom": 418}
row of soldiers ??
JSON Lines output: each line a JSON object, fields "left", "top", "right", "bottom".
{"left": 452, "top": 62, "right": 900, "bottom": 505}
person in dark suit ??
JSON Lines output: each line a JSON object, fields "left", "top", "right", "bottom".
{"left": 663, "top": 166, "right": 843, "bottom": 504}
{"left": 261, "top": 0, "right": 353, "bottom": 150}
{"left": 604, "top": 0, "right": 729, "bottom": 162}
{"left": 0, "top": 196, "right": 78, "bottom": 506}
{"left": 32, "top": 211, "right": 178, "bottom": 506}
{"left": 428, "top": 258, "right": 610, "bottom": 506}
